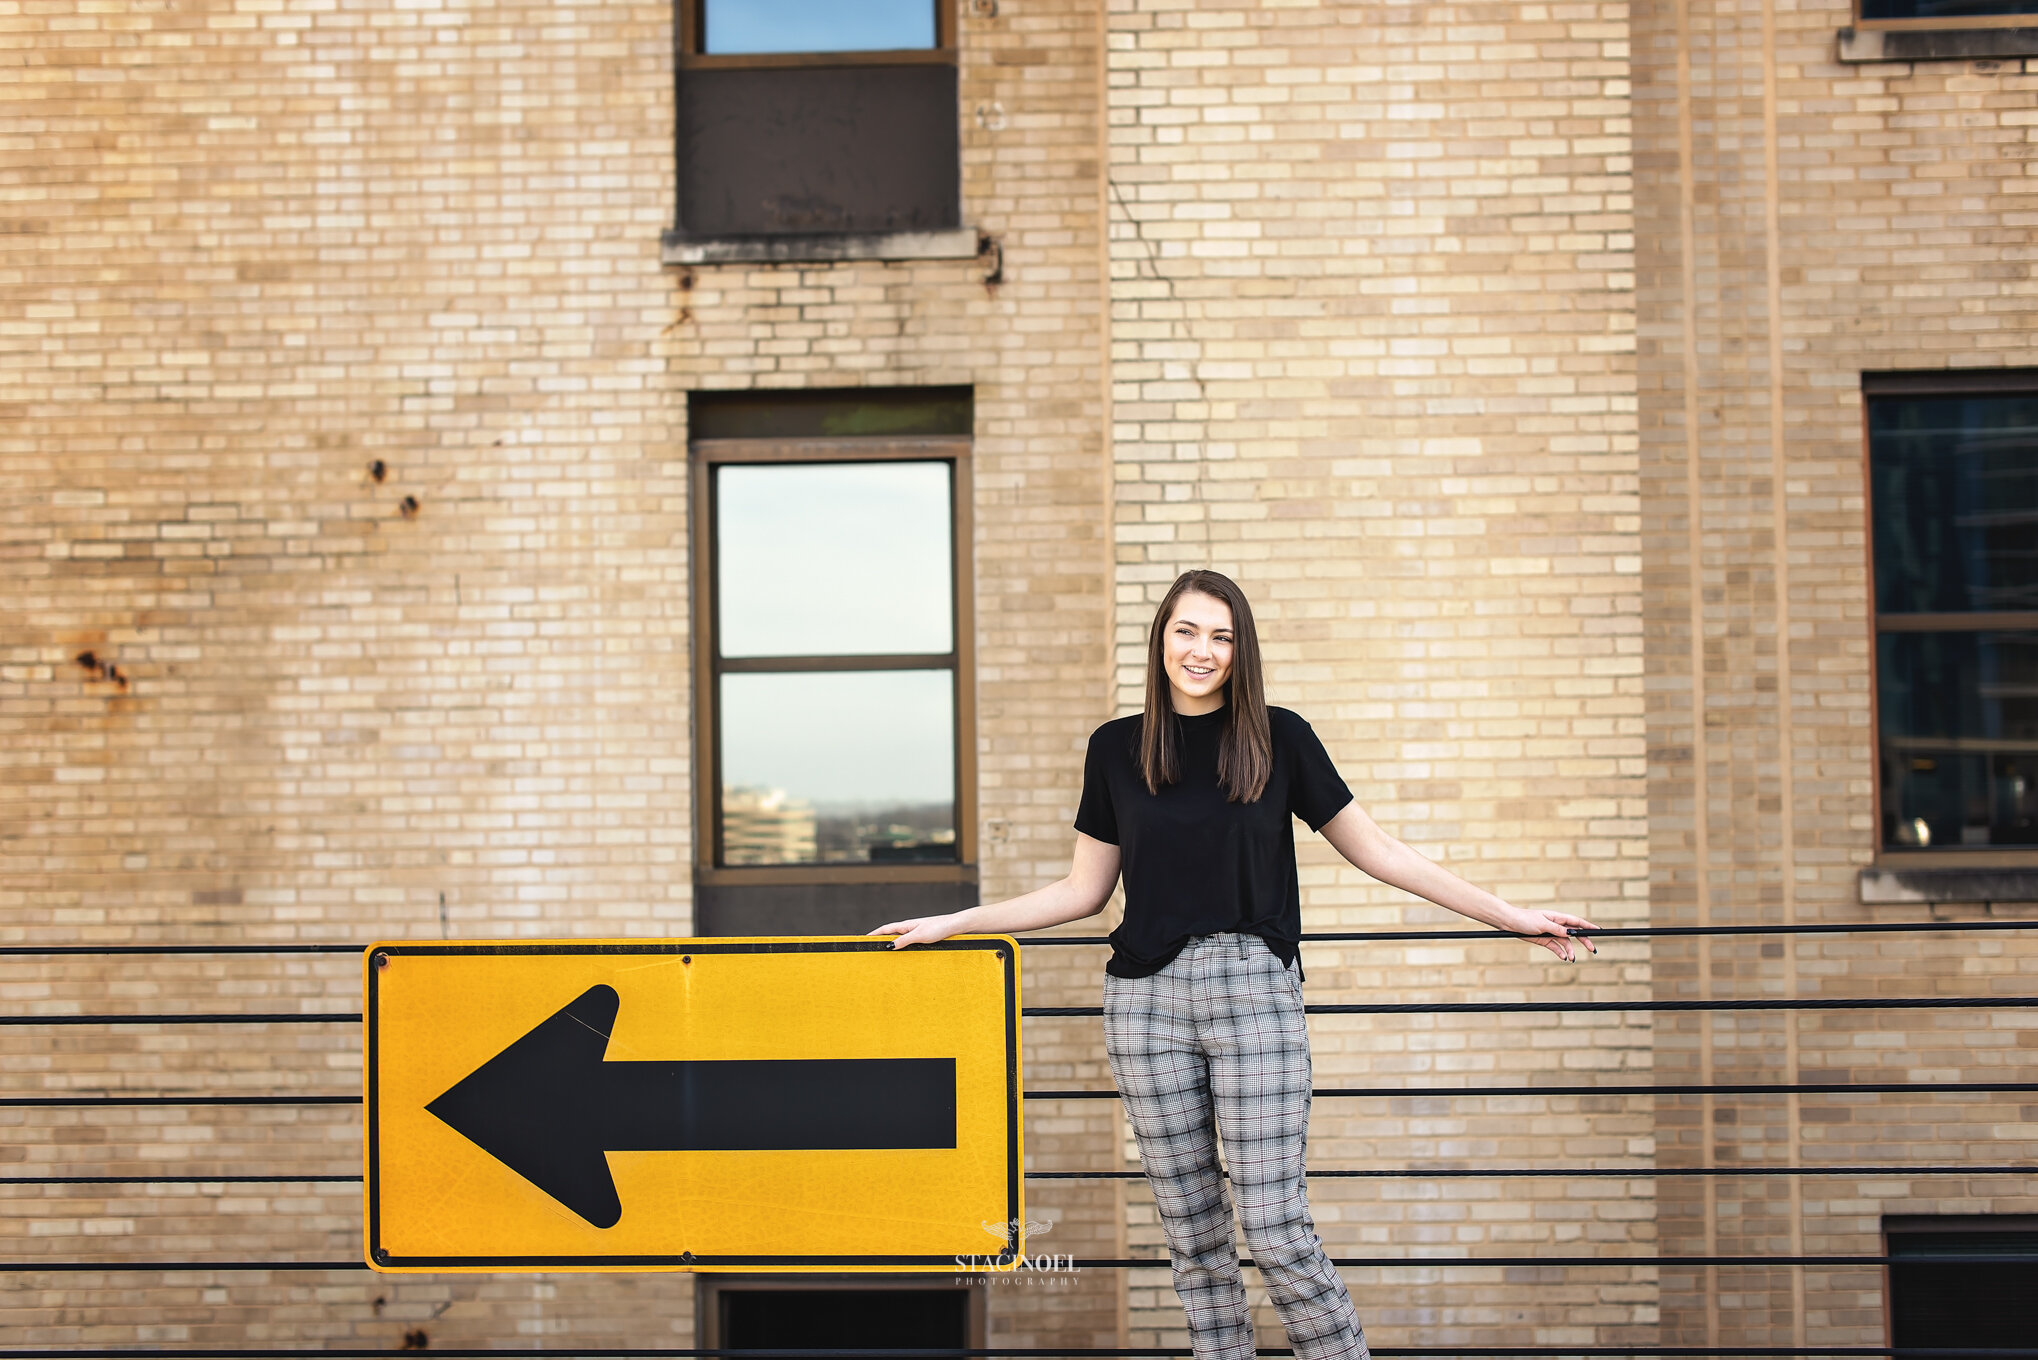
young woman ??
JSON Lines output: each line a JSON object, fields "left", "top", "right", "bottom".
{"left": 872, "top": 569, "right": 1597, "bottom": 1360}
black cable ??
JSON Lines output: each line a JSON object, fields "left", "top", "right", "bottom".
{"left": 1027, "top": 1080, "right": 2038, "bottom": 1100}
{"left": 1019, "top": 919, "right": 2038, "bottom": 946}
{"left": 1027, "top": 996, "right": 2038, "bottom": 1018}
{"left": 14, "top": 995, "right": 2033, "bottom": 1025}
{"left": 4, "top": 1162, "right": 2033, "bottom": 1188}
{"left": 5, "top": 1253, "right": 2037, "bottom": 1272}
{"left": 11, "top": 1161, "right": 2038, "bottom": 1189}
{"left": 1023, "top": 1163, "right": 2038, "bottom": 1179}
{"left": 14, "top": 1078, "right": 2035, "bottom": 1108}
{"left": 0, "top": 1096, "right": 361, "bottom": 1108}
{"left": 0, "top": 1351, "right": 2035, "bottom": 1360}
{"left": 0, "top": 1014, "right": 360, "bottom": 1027}
{"left": 0, "top": 1176, "right": 362, "bottom": 1186}
{"left": 5, "top": 918, "right": 2038, "bottom": 958}
{"left": 0, "top": 945, "right": 363, "bottom": 956}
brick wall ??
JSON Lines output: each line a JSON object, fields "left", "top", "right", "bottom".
{"left": 0, "top": 0, "right": 1118, "bottom": 1345}
{"left": 1105, "top": 0, "right": 1654, "bottom": 1349}
{"left": 6, "top": 0, "right": 2037, "bottom": 1349}
{"left": 1634, "top": 0, "right": 2038, "bottom": 1349}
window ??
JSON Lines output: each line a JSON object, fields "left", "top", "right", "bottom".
{"left": 1868, "top": 372, "right": 2038, "bottom": 855}
{"left": 701, "top": 1280, "right": 979, "bottom": 1357}
{"left": 1886, "top": 1217, "right": 2038, "bottom": 1347}
{"left": 1842, "top": 1, "right": 2038, "bottom": 62}
{"left": 690, "top": 389, "right": 976, "bottom": 934}
{"left": 670, "top": 0, "right": 960, "bottom": 241}
{"left": 1860, "top": 0, "right": 2038, "bottom": 20}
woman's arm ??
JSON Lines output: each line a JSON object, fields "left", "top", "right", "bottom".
{"left": 1317, "top": 802, "right": 1598, "bottom": 963}
{"left": 868, "top": 832, "right": 1122, "bottom": 948}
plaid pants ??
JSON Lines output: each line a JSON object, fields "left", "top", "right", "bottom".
{"left": 1104, "top": 933, "right": 1369, "bottom": 1360}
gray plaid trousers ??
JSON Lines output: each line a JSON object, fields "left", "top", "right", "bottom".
{"left": 1104, "top": 933, "right": 1369, "bottom": 1360}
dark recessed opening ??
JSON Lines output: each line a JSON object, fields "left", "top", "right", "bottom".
{"left": 689, "top": 386, "right": 972, "bottom": 441}
{"left": 720, "top": 1288, "right": 970, "bottom": 1353}
{"left": 1887, "top": 1221, "right": 2038, "bottom": 1347}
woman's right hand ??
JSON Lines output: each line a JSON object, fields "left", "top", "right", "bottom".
{"left": 868, "top": 913, "right": 968, "bottom": 948}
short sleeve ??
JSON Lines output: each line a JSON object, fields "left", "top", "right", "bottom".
{"left": 1285, "top": 714, "right": 1353, "bottom": 832}
{"left": 1073, "top": 727, "right": 1121, "bottom": 845}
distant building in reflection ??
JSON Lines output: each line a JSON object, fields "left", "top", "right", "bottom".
{"left": 816, "top": 802, "right": 957, "bottom": 864}
{"left": 721, "top": 786, "right": 817, "bottom": 865}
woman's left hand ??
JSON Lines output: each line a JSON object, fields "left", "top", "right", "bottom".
{"left": 1504, "top": 909, "right": 1599, "bottom": 963}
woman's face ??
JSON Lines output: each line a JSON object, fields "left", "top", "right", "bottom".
{"left": 1163, "top": 591, "right": 1234, "bottom": 715}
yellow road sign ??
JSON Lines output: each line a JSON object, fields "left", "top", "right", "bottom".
{"left": 364, "top": 937, "right": 1022, "bottom": 1272}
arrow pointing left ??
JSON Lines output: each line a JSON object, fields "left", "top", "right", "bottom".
{"left": 425, "top": 983, "right": 958, "bottom": 1229}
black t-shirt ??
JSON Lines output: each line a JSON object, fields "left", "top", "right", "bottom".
{"left": 1074, "top": 705, "right": 1354, "bottom": 978}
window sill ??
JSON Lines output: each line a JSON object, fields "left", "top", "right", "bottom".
{"left": 1839, "top": 25, "right": 2038, "bottom": 62}
{"left": 1859, "top": 865, "right": 2038, "bottom": 905}
{"left": 662, "top": 228, "right": 983, "bottom": 267}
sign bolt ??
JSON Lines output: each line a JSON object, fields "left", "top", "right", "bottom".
{"left": 373, "top": 951, "right": 390, "bottom": 970}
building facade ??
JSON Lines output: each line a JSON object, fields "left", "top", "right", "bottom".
{"left": 3, "top": 0, "right": 2033, "bottom": 1350}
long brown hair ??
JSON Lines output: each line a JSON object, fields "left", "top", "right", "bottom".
{"left": 1140, "top": 570, "right": 1272, "bottom": 802}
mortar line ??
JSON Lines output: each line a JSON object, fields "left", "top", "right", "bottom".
{"left": 1671, "top": 0, "right": 1719, "bottom": 1349}
{"left": 1756, "top": 0, "right": 1806, "bottom": 1345}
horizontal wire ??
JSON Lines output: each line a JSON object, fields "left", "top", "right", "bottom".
{"left": 0, "top": 945, "right": 363, "bottom": 957}
{"left": 4, "top": 1163, "right": 2033, "bottom": 1188}
{"left": 0, "top": 1096, "right": 361, "bottom": 1108}
{"left": 4, "top": 918, "right": 2038, "bottom": 959}
{"left": 3, "top": 1254, "right": 2037, "bottom": 1273}
{"left": 1028, "top": 1080, "right": 2038, "bottom": 1100}
{"left": 12, "top": 995, "right": 2036, "bottom": 1025}
{"left": 0, "top": 1351, "right": 2034, "bottom": 1360}
{"left": 1024, "top": 1163, "right": 2038, "bottom": 1179}
{"left": 1020, "top": 920, "right": 2038, "bottom": 946}
{"left": 0, "top": 1176, "right": 364, "bottom": 1186}
{"left": 0, "top": 1014, "right": 360, "bottom": 1026}
{"left": 1028, "top": 996, "right": 2038, "bottom": 1017}
{"left": 12, "top": 1079, "right": 2036, "bottom": 1108}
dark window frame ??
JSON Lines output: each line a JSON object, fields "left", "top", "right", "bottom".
{"left": 1855, "top": 2, "right": 2038, "bottom": 29}
{"left": 676, "top": 0, "right": 955, "bottom": 68}
{"left": 690, "top": 433, "right": 978, "bottom": 891}
{"left": 1864, "top": 369, "right": 2038, "bottom": 867}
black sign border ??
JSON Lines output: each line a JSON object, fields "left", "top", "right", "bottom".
{"left": 365, "top": 937, "right": 1022, "bottom": 1271}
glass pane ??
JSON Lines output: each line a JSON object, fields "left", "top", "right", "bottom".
{"left": 719, "top": 670, "right": 956, "bottom": 866}
{"left": 704, "top": 0, "right": 937, "bottom": 54}
{"left": 1870, "top": 392, "right": 2038, "bottom": 615}
{"left": 716, "top": 462, "right": 953, "bottom": 659}
{"left": 1878, "top": 630, "right": 2038, "bottom": 850}
{"left": 1861, "top": 0, "right": 2038, "bottom": 19}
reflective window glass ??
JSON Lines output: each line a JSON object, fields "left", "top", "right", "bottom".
{"left": 704, "top": 0, "right": 938, "bottom": 55}
{"left": 716, "top": 462, "right": 953, "bottom": 659}
{"left": 1877, "top": 630, "right": 2038, "bottom": 850}
{"left": 1870, "top": 394, "right": 2038, "bottom": 616}
{"left": 1871, "top": 383, "right": 2038, "bottom": 853}
{"left": 719, "top": 670, "right": 956, "bottom": 865}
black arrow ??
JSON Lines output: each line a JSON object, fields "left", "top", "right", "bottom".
{"left": 424, "top": 983, "right": 957, "bottom": 1229}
